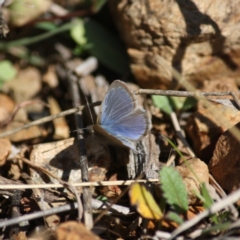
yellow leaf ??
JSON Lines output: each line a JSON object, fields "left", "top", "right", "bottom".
{"left": 129, "top": 183, "right": 163, "bottom": 220}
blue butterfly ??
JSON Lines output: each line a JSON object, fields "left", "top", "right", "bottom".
{"left": 93, "top": 80, "right": 150, "bottom": 152}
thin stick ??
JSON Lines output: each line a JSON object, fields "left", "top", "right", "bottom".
{"left": 169, "top": 111, "right": 195, "bottom": 158}
{"left": 0, "top": 101, "right": 101, "bottom": 138}
{"left": 0, "top": 179, "right": 159, "bottom": 190}
{"left": 0, "top": 100, "right": 48, "bottom": 127}
{"left": 135, "top": 89, "right": 238, "bottom": 102}
{"left": 0, "top": 198, "right": 130, "bottom": 229}
{"left": 170, "top": 187, "right": 240, "bottom": 239}
{"left": 135, "top": 89, "right": 240, "bottom": 109}
{"left": 68, "top": 72, "right": 93, "bottom": 227}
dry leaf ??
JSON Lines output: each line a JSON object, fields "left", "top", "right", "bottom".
{"left": 0, "top": 138, "right": 11, "bottom": 166}
{"left": 0, "top": 93, "right": 15, "bottom": 122}
{"left": 186, "top": 78, "right": 240, "bottom": 161}
{"left": 48, "top": 96, "right": 69, "bottom": 139}
{"left": 176, "top": 158, "right": 209, "bottom": 205}
{"left": 129, "top": 183, "right": 163, "bottom": 220}
{"left": 56, "top": 221, "right": 100, "bottom": 240}
{"left": 209, "top": 123, "right": 240, "bottom": 193}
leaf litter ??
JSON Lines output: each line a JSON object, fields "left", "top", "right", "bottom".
{"left": 0, "top": 1, "right": 240, "bottom": 239}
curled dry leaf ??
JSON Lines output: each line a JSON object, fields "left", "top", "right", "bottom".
{"left": 209, "top": 123, "right": 240, "bottom": 194}
{"left": 56, "top": 221, "right": 100, "bottom": 240}
{"left": 176, "top": 158, "right": 209, "bottom": 205}
{"left": 98, "top": 173, "right": 122, "bottom": 199}
{"left": 186, "top": 78, "right": 240, "bottom": 161}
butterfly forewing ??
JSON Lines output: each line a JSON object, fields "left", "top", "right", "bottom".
{"left": 98, "top": 81, "right": 136, "bottom": 126}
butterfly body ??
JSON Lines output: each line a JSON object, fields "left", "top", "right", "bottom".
{"left": 93, "top": 80, "right": 150, "bottom": 152}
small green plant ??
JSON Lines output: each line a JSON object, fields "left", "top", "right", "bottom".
{"left": 160, "top": 166, "right": 188, "bottom": 214}
{"left": 152, "top": 95, "right": 197, "bottom": 114}
{"left": 0, "top": 60, "right": 17, "bottom": 88}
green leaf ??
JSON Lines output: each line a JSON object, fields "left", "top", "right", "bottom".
{"left": 160, "top": 166, "right": 188, "bottom": 213}
{"left": 0, "top": 60, "right": 17, "bottom": 82}
{"left": 92, "top": 0, "right": 107, "bottom": 12}
{"left": 181, "top": 97, "right": 197, "bottom": 110}
{"left": 84, "top": 19, "right": 130, "bottom": 74}
{"left": 152, "top": 95, "right": 173, "bottom": 114}
{"left": 202, "top": 222, "right": 231, "bottom": 234}
{"left": 201, "top": 183, "right": 214, "bottom": 209}
{"left": 70, "top": 19, "right": 87, "bottom": 46}
{"left": 169, "top": 96, "right": 197, "bottom": 111}
{"left": 0, "top": 21, "right": 75, "bottom": 50}
{"left": 166, "top": 211, "right": 184, "bottom": 225}
{"left": 97, "top": 195, "right": 108, "bottom": 201}
{"left": 35, "top": 22, "right": 58, "bottom": 31}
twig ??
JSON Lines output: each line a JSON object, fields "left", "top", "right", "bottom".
{"left": 21, "top": 173, "right": 60, "bottom": 228}
{"left": 134, "top": 89, "right": 240, "bottom": 109}
{"left": 0, "top": 101, "right": 101, "bottom": 138}
{"left": 68, "top": 71, "right": 93, "bottom": 228}
{"left": 0, "top": 198, "right": 130, "bottom": 229}
{"left": 0, "top": 178, "right": 159, "bottom": 190}
{"left": 209, "top": 174, "right": 238, "bottom": 219}
{"left": 169, "top": 187, "right": 240, "bottom": 239}
{"left": 16, "top": 156, "right": 83, "bottom": 219}
{"left": 0, "top": 179, "right": 159, "bottom": 190}
{"left": 0, "top": 100, "right": 48, "bottom": 127}
{"left": 91, "top": 198, "right": 130, "bottom": 215}
{"left": 169, "top": 111, "right": 195, "bottom": 158}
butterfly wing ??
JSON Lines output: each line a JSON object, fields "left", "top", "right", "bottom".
{"left": 98, "top": 80, "right": 136, "bottom": 127}
{"left": 97, "top": 80, "right": 150, "bottom": 150}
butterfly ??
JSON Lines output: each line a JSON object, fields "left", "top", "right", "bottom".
{"left": 92, "top": 80, "right": 150, "bottom": 152}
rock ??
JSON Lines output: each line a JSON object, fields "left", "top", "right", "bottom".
{"left": 109, "top": 0, "right": 240, "bottom": 89}
{"left": 176, "top": 158, "right": 209, "bottom": 205}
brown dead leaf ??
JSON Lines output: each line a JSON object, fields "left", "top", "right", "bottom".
{"left": 48, "top": 96, "right": 69, "bottom": 139}
{"left": 98, "top": 173, "right": 122, "bottom": 198}
{"left": 176, "top": 158, "right": 209, "bottom": 205}
{"left": 56, "top": 221, "right": 100, "bottom": 240}
{"left": 2, "top": 121, "right": 48, "bottom": 142}
{"left": 162, "top": 205, "right": 204, "bottom": 229}
{"left": 186, "top": 79, "right": 240, "bottom": 161}
{"left": 0, "top": 93, "right": 15, "bottom": 122}
{"left": 11, "top": 231, "right": 27, "bottom": 240}
{"left": 0, "top": 138, "right": 11, "bottom": 166}
{"left": 209, "top": 123, "right": 240, "bottom": 194}
{"left": 2, "top": 67, "right": 41, "bottom": 105}
{"left": 42, "top": 65, "right": 59, "bottom": 88}
{"left": 30, "top": 137, "right": 110, "bottom": 186}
